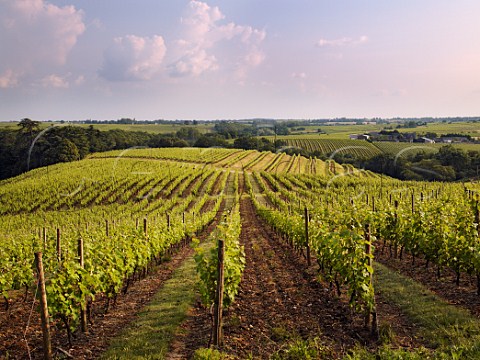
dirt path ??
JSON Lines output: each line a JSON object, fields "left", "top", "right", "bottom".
{"left": 173, "top": 196, "right": 385, "bottom": 359}
{"left": 221, "top": 197, "right": 376, "bottom": 358}
{"left": 0, "top": 203, "right": 226, "bottom": 360}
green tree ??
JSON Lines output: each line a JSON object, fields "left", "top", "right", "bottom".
{"left": 42, "top": 136, "right": 80, "bottom": 165}
{"left": 17, "top": 118, "right": 41, "bottom": 140}
{"left": 435, "top": 145, "right": 470, "bottom": 177}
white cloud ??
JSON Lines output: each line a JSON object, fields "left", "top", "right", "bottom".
{"left": 0, "top": 69, "right": 20, "bottom": 88}
{"left": 74, "top": 75, "right": 85, "bottom": 86}
{"left": 100, "top": 35, "right": 167, "bottom": 81}
{"left": 0, "top": 0, "right": 85, "bottom": 86}
{"left": 245, "top": 49, "right": 266, "bottom": 67}
{"left": 292, "top": 72, "right": 307, "bottom": 79}
{"left": 316, "top": 35, "right": 369, "bottom": 47}
{"left": 40, "top": 74, "right": 69, "bottom": 88}
{"left": 169, "top": 0, "right": 266, "bottom": 78}
{"left": 169, "top": 47, "right": 218, "bottom": 78}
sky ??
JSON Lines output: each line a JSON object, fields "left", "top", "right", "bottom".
{"left": 1, "top": 0, "right": 480, "bottom": 121}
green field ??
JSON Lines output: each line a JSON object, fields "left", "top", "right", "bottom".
{"left": 275, "top": 120, "right": 480, "bottom": 140}
{"left": 72, "top": 122, "right": 214, "bottom": 134}
{"left": 373, "top": 141, "right": 480, "bottom": 157}
{"left": 271, "top": 137, "right": 480, "bottom": 160}
{"left": 0, "top": 121, "right": 214, "bottom": 134}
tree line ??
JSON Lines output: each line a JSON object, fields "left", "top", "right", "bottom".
{"left": 0, "top": 119, "right": 284, "bottom": 180}
{"left": 2, "top": 119, "right": 478, "bottom": 182}
{"left": 330, "top": 146, "right": 480, "bottom": 181}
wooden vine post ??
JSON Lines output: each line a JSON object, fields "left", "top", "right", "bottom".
{"left": 475, "top": 201, "right": 480, "bottom": 295}
{"left": 183, "top": 212, "right": 186, "bottom": 236}
{"left": 144, "top": 218, "right": 149, "bottom": 276}
{"left": 78, "top": 238, "right": 88, "bottom": 334}
{"left": 364, "top": 225, "right": 379, "bottom": 337}
{"left": 411, "top": 192, "right": 415, "bottom": 214}
{"left": 394, "top": 200, "right": 399, "bottom": 258}
{"left": 42, "top": 227, "right": 47, "bottom": 250}
{"left": 304, "top": 207, "right": 311, "bottom": 266}
{"left": 213, "top": 240, "right": 225, "bottom": 347}
{"left": 105, "top": 219, "right": 109, "bottom": 237}
{"left": 475, "top": 201, "right": 480, "bottom": 230}
{"left": 35, "top": 252, "right": 53, "bottom": 360}
{"left": 56, "top": 228, "right": 61, "bottom": 263}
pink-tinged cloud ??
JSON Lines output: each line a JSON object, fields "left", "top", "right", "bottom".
{"left": 316, "top": 35, "right": 368, "bottom": 47}
{"left": 169, "top": 0, "right": 266, "bottom": 78}
{"left": 291, "top": 72, "right": 307, "bottom": 79}
{"left": 169, "top": 47, "right": 218, "bottom": 78}
{"left": 0, "top": 0, "right": 85, "bottom": 87}
{"left": 0, "top": 69, "right": 20, "bottom": 88}
{"left": 100, "top": 35, "right": 167, "bottom": 81}
{"left": 39, "top": 74, "right": 69, "bottom": 88}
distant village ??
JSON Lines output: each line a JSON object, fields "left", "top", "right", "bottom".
{"left": 349, "top": 131, "right": 476, "bottom": 144}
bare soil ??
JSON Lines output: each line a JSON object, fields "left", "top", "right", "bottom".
{"left": 0, "top": 203, "right": 225, "bottom": 360}
{"left": 170, "top": 197, "right": 425, "bottom": 359}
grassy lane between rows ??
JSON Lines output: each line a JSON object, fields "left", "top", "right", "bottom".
{"left": 98, "top": 235, "right": 480, "bottom": 359}
{"left": 99, "top": 240, "right": 213, "bottom": 360}
{"left": 348, "top": 263, "right": 480, "bottom": 359}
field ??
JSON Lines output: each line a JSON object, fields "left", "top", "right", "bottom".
{"left": 2, "top": 148, "right": 480, "bottom": 359}
{"left": 283, "top": 120, "right": 480, "bottom": 139}
{"left": 0, "top": 121, "right": 214, "bottom": 134}
{"left": 272, "top": 137, "right": 480, "bottom": 160}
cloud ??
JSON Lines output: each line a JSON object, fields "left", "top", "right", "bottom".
{"left": 0, "top": 0, "right": 85, "bottom": 86}
{"left": 74, "top": 75, "right": 85, "bottom": 86}
{"left": 316, "top": 35, "right": 368, "bottom": 47}
{"left": 0, "top": 69, "right": 20, "bottom": 88}
{"left": 100, "top": 35, "right": 167, "bottom": 81}
{"left": 169, "top": 47, "right": 217, "bottom": 78}
{"left": 244, "top": 49, "right": 266, "bottom": 67}
{"left": 169, "top": 0, "right": 266, "bottom": 78}
{"left": 291, "top": 72, "right": 307, "bottom": 79}
{"left": 39, "top": 74, "right": 69, "bottom": 88}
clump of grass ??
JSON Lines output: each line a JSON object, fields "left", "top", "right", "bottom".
{"left": 193, "top": 347, "right": 235, "bottom": 360}
{"left": 378, "top": 323, "right": 395, "bottom": 345}
{"left": 270, "top": 337, "right": 333, "bottom": 360}
{"left": 270, "top": 326, "right": 294, "bottom": 342}
{"left": 344, "top": 345, "right": 432, "bottom": 360}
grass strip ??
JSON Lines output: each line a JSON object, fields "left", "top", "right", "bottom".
{"left": 374, "top": 263, "right": 480, "bottom": 348}
{"left": 100, "top": 243, "right": 212, "bottom": 360}
{"left": 347, "top": 263, "right": 480, "bottom": 359}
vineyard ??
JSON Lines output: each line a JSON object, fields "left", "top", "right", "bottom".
{"left": 373, "top": 141, "right": 480, "bottom": 157}
{"left": 2, "top": 147, "right": 480, "bottom": 359}
{"left": 280, "top": 138, "right": 382, "bottom": 158}
{"left": 275, "top": 137, "right": 480, "bottom": 161}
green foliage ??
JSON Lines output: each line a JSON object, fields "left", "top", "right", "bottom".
{"left": 0, "top": 156, "right": 225, "bottom": 335}
{"left": 194, "top": 202, "right": 245, "bottom": 308}
{"left": 344, "top": 345, "right": 432, "bottom": 360}
{"left": 253, "top": 179, "right": 376, "bottom": 312}
{"left": 193, "top": 347, "right": 235, "bottom": 360}
{"left": 270, "top": 337, "right": 332, "bottom": 360}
